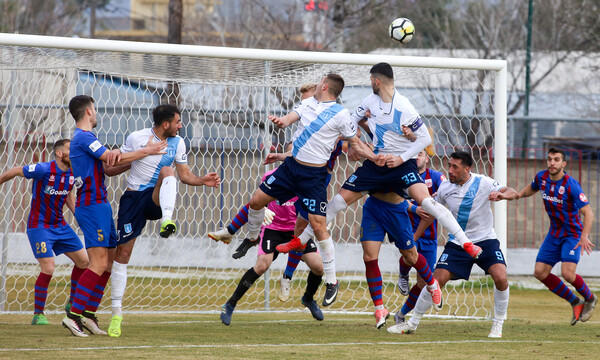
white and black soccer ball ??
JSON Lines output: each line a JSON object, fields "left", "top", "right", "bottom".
{"left": 389, "top": 17, "right": 415, "bottom": 44}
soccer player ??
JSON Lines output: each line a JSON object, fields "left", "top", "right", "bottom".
{"left": 239, "top": 73, "right": 383, "bottom": 308}
{"left": 0, "top": 139, "right": 89, "bottom": 325}
{"left": 277, "top": 63, "right": 482, "bottom": 304}
{"left": 395, "top": 150, "right": 445, "bottom": 323}
{"left": 107, "top": 104, "right": 221, "bottom": 338}
{"left": 517, "top": 148, "right": 597, "bottom": 325}
{"left": 63, "top": 95, "right": 166, "bottom": 337}
{"left": 387, "top": 151, "right": 517, "bottom": 338}
{"left": 220, "top": 168, "right": 324, "bottom": 325}
{"left": 360, "top": 190, "right": 441, "bottom": 329}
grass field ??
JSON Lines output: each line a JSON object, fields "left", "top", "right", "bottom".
{"left": 1, "top": 287, "right": 599, "bottom": 359}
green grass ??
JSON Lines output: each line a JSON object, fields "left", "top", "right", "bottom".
{"left": 1, "top": 288, "right": 599, "bottom": 360}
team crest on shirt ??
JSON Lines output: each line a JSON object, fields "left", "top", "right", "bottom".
{"left": 69, "top": 176, "right": 74, "bottom": 185}
{"left": 168, "top": 146, "right": 176, "bottom": 157}
{"left": 348, "top": 175, "right": 357, "bottom": 183}
{"left": 580, "top": 193, "right": 588, "bottom": 202}
{"left": 425, "top": 179, "right": 432, "bottom": 187}
{"left": 124, "top": 223, "right": 132, "bottom": 234}
{"left": 49, "top": 175, "right": 55, "bottom": 182}
{"left": 558, "top": 186, "right": 565, "bottom": 195}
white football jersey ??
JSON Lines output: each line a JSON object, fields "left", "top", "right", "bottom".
{"left": 435, "top": 173, "right": 504, "bottom": 244}
{"left": 291, "top": 97, "right": 356, "bottom": 164}
{"left": 351, "top": 91, "right": 425, "bottom": 157}
{"left": 120, "top": 128, "right": 187, "bottom": 191}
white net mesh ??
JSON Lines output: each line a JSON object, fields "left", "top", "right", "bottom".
{"left": 0, "top": 42, "right": 500, "bottom": 318}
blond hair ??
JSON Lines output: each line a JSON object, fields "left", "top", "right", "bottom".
{"left": 300, "top": 83, "right": 317, "bottom": 94}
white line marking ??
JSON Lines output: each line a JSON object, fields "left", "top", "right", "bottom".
{"left": 2, "top": 340, "right": 600, "bottom": 352}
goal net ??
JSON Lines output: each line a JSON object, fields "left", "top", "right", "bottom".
{"left": 0, "top": 34, "right": 507, "bottom": 318}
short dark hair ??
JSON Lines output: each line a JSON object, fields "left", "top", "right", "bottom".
{"left": 53, "top": 139, "right": 70, "bottom": 154}
{"left": 370, "top": 62, "right": 394, "bottom": 80}
{"left": 324, "top": 73, "right": 345, "bottom": 98}
{"left": 153, "top": 104, "right": 181, "bottom": 127}
{"left": 450, "top": 151, "right": 473, "bottom": 168}
{"left": 68, "top": 95, "right": 94, "bottom": 122}
{"left": 548, "top": 147, "right": 566, "bottom": 161}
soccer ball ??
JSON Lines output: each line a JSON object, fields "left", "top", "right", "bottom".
{"left": 389, "top": 17, "right": 415, "bottom": 44}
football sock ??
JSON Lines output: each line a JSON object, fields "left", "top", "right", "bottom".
{"left": 493, "top": 287, "right": 510, "bottom": 321}
{"left": 228, "top": 268, "right": 260, "bottom": 307}
{"left": 400, "top": 284, "right": 423, "bottom": 315}
{"left": 111, "top": 261, "right": 128, "bottom": 316}
{"left": 303, "top": 271, "right": 322, "bottom": 302}
{"left": 413, "top": 253, "right": 435, "bottom": 286}
{"left": 399, "top": 257, "right": 410, "bottom": 277}
{"left": 365, "top": 259, "right": 383, "bottom": 308}
{"left": 246, "top": 207, "right": 265, "bottom": 240}
{"left": 284, "top": 251, "right": 303, "bottom": 279}
{"left": 571, "top": 274, "right": 593, "bottom": 302}
{"left": 69, "top": 266, "right": 85, "bottom": 307}
{"left": 226, "top": 203, "right": 249, "bottom": 235}
{"left": 159, "top": 176, "right": 177, "bottom": 223}
{"left": 85, "top": 271, "right": 110, "bottom": 313}
{"left": 541, "top": 273, "right": 578, "bottom": 304}
{"left": 421, "top": 197, "right": 470, "bottom": 246}
{"left": 318, "top": 237, "right": 337, "bottom": 285}
{"left": 34, "top": 272, "right": 52, "bottom": 314}
{"left": 71, "top": 269, "right": 101, "bottom": 315}
{"left": 409, "top": 286, "right": 433, "bottom": 327}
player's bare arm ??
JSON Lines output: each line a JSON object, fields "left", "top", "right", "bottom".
{"left": 401, "top": 125, "right": 417, "bottom": 142}
{"left": 65, "top": 190, "right": 76, "bottom": 214}
{"left": 175, "top": 163, "right": 221, "bottom": 187}
{"left": 268, "top": 112, "right": 300, "bottom": 129}
{"left": 347, "top": 136, "right": 385, "bottom": 166}
{"left": 0, "top": 166, "right": 24, "bottom": 185}
{"left": 574, "top": 204, "right": 595, "bottom": 255}
{"left": 489, "top": 187, "right": 519, "bottom": 201}
{"left": 517, "top": 184, "right": 537, "bottom": 199}
{"left": 104, "top": 163, "right": 131, "bottom": 177}
{"left": 264, "top": 151, "right": 291, "bottom": 165}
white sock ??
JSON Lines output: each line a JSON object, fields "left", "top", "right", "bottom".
{"left": 159, "top": 176, "right": 177, "bottom": 223}
{"left": 111, "top": 261, "right": 128, "bottom": 316}
{"left": 318, "top": 237, "right": 337, "bottom": 284}
{"left": 494, "top": 287, "right": 510, "bottom": 322}
{"left": 246, "top": 207, "right": 265, "bottom": 240}
{"left": 421, "top": 197, "right": 470, "bottom": 246}
{"left": 409, "top": 286, "right": 433, "bottom": 327}
{"left": 298, "top": 194, "right": 347, "bottom": 245}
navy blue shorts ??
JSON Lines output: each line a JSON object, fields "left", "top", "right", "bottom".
{"left": 117, "top": 188, "right": 162, "bottom": 245}
{"left": 296, "top": 173, "right": 333, "bottom": 220}
{"left": 342, "top": 159, "right": 424, "bottom": 195}
{"left": 435, "top": 239, "right": 506, "bottom": 281}
{"left": 260, "top": 156, "right": 329, "bottom": 216}
{"left": 359, "top": 196, "right": 414, "bottom": 250}
{"left": 27, "top": 225, "right": 83, "bottom": 258}
{"left": 74, "top": 202, "right": 117, "bottom": 248}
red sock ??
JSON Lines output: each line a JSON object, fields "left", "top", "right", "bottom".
{"left": 69, "top": 266, "right": 86, "bottom": 307}
{"left": 365, "top": 259, "right": 383, "bottom": 307}
{"left": 71, "top": 269, "right": 100, "bottom": 315}
{"left": 85, "top": 271, "right": 111, "bottom": 313}
{"left": 413, "top": 253, "right": 435, "bottom": 286}
{"left": 34, "top": 272, "right": 52, "bottom": 314}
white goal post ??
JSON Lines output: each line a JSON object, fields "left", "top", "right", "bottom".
{"left": 0, "top": 33, "right": 506, "bottom": 318}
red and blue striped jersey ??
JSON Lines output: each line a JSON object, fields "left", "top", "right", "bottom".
{"left": 409, "top": 168, "right": 445, "bottom": 240}
{"left": 326, "top": 140, "right": 344, "bottom": 172}
{"left": 70, "top": 128, "right": 109, "bottom": 207}
{"left": 531, "top": 170, "right": 589, "bottom": 238}
{"left": 22, "top": 160, "right": 74, "bottom": 229}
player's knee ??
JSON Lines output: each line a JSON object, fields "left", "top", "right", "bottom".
{"left": 533, "top": 269, "right": 547, "bottom": 281}
{"left": 400, "top": 248, "right": 419, "bottom": 266}
{"left": 362, "top": 253, "right": 378, "bottom": 263}
{"left": 493, "top": 273, "right": 509, "bottom": 291}
{"left": 159, "top": 166, "right": 175, "bottom": 177}
{"left": 76, "top": 258, "right": 90, "bottom": 269}
{"left": 420, "top": 196, "right": 435, "bottom": 212}
{"left": 115, "top": 246, "right": 133, "bottom": 264}
{"left": 40, "top": 264, "right": 55, "bottom": 275}
{"left": 561, "top": 269, "right": 576, "bottom": 283}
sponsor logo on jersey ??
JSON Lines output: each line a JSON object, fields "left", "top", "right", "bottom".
{"left": 558, "top": 186, "right": 565, "bottom": 195}
{"left": 89, "top": 140, "right": 102, "bottom": 152}
{"left": 542, "top": 192, "right": 563, "bottom": 204}
{"left": 28, "top": 164, "right": 36, "bottom": 172}
{"left": 124, "top": 223, "right": 132, "bottom": 234}
{"left": 44, "top": 186, "right": 69, "bottom": 196}
{"left": 580, "top": 193, "right": 588, "bottom": 202}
